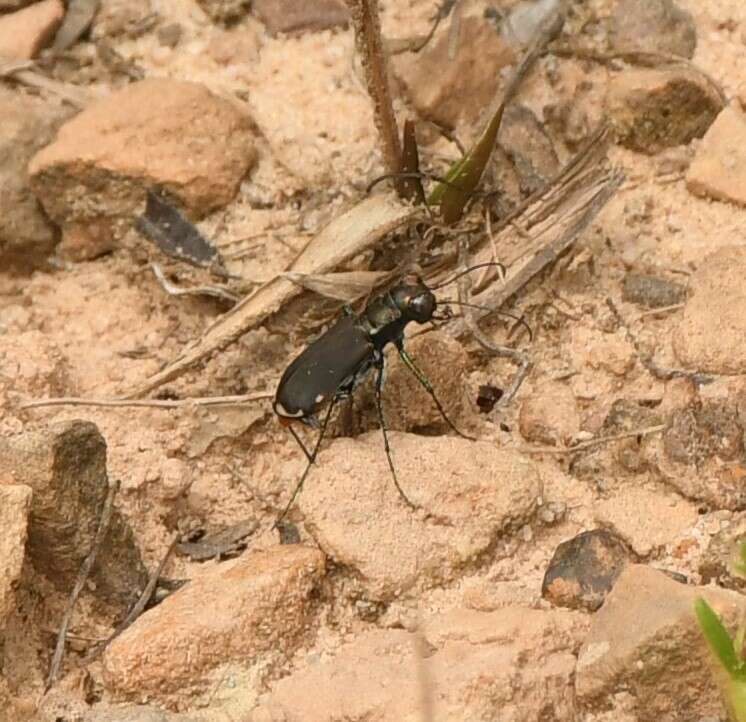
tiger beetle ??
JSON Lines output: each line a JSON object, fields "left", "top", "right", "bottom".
{"left": 273, "top": 263, "right": 512, "bottom": 525}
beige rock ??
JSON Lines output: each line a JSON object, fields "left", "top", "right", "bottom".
{"left": 0, "top": 88, "right": 72, "bottom": 269}
{"left": 263, "top": 607, "right": 582, "bottom": 721}
{"left": 196, "top": 0, "right": 249, "bottom": 24}
{"left": 342, "top": 331, "right": 471, "bottom": 436}
{"left": 102, "top": 545, "right": 325, "bottom": 703}
{"left": 576, "top": 564, "right": 743, "bottom": 721}
{"left": 0, "top": 421, "right": 146, "bottom": 605}
{"left": 392, "top": 14, "right": 514, "bottom": 132}
{"left": 673, "top": 245, "right": 746, "bottom": 374}
{"left": 519, "top": 380, "right": 580, "bottom": 446}
{"left": 570, "top": 326, "right": 637, "bottom": 379}
{"left": 252, "top": 0, "right": 349, "bottom": 35}
{"left": 0, "top": 485, "right": 31, "bottom": 626}
{"left": 28, "top": 79, "right": 256, "bottom": 256}
{"left": 609, "top": 0, "right": 696, "bottom": 59}
{"left": 594, "top": 487, "right": 698, "bottom": 557}
{"left": 0, "top": 0, "right": 64, "bottom": 59}
{"left": 687, "top": 104, "right": 746, "bottom": 207}
{"left": 606, "top": 67, "right": 723, "bottom": 154}
{"left": 299, "top": 432, "right": 542, "bottom": 600}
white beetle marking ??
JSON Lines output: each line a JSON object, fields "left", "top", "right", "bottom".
{"left": 274, "top": 402, "right": 304, "bottom": 418}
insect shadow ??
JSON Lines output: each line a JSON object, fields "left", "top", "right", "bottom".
{"left": 273, "top": 263, "right": 528, "bottom": 526}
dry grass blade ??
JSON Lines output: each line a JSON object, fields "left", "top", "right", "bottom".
{"left": 282, "top": 270, "right": 391, "bottom": 302}
{"left": 20, "top": 392, "right": 272, "bottom": 410}
{"left": 0, "top": 60, "right": 90, "bottom": 107}
{"left": 444, "top": 127, "right": 624, "bottom": 339}
{"left": 125, "top": 194, "right": 422, "bottom": 398}
{"left": 46, "top": 480, "right": 119, "bottom": 691}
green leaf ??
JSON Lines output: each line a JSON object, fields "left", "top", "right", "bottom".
{"left": 695, "top": 597, "right": 741, "bottom": 677}
{"left": 428, "top": 104, "right": 504, "bottom": 224}
{"left": 725, "top": 678, "right": 746, "bottom": 722}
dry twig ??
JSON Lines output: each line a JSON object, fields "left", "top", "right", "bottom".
{"left": 520, "top": 424, "right": 665, "bottom": 455}
{"left": 21, "top": 392, "right": 272, "bottom": 411}
{"left": 46, "top": 480, "right": 119, "bottom": 691}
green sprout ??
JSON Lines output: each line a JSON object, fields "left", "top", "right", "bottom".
{"left": 695, "top": 597, "right": 746, "bottom": 722}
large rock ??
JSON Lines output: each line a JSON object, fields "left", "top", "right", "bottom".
{"left": 261, "top": 606, "right": 583, "bottom": 722}
{"left": 575, "top": 564, "right": 744, "bottom": 721}
{"left": 102, "top": 545, "right": 325, "bottom": 703}
{"left": 28, "top": 79, "right": 256, "bottom": 259}
{"left": 673, "top": 246, "right": 746, "bottom": 374}
{"left": 0, "top": 485, "right": 32, "bottom": 627}
{"left": 0, "top": 421, "right": 146, "bottom": 605}
{"left": 0, "top": 0, "right": 64, "bottom": 59}
{"left": 299, "top": 432, "right": 542, "bottom": 601}
{"left": 392, "top": 14, "right": 514, "bottom": 133}
{"left": 687, "top": 105, "right": 746, "bottom": 207}
{"left": 0, "top": 88, "right": 72, "bottom": 269}
{"left": 606, "top": 67, "right": 723, "bottom": 154}
{"left": 609, "top": 0, "right": 696, "bottom": 59}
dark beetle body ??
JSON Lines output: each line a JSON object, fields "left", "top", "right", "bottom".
{"left": 274, "top": 277, "right": 436, "bottom": 423}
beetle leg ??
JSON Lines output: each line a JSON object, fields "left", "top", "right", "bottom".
{"left": 374, "top": 357, "right": 416, "bottom": 509}
{"left": 395, "top": 340, "right": 475, "bottom": 441}
{"left": 286, "top": 423, "right": 314, "bottom": 463}
{"left": 275, "top": 397, "right": 337, "bottom": 527}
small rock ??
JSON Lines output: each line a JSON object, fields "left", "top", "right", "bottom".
{"left": 658, "top": 399, "right": 746, "bottom": 510}
{"left": 699, "top": 515, "right": 746, "bottom": 592}
{"left": 102, "top": 545, "right": 325, "bottom": 702}
{"left": 156, "top": 22, "right": 182, "bottom": 48}
{"left": 673, "top": 246, "right": 746, "bottom": 374}
{"left": 263, "top": 607, "right": 582, "bottom": 721}
{"left": 252, "top": 0, "right": 349, "bottom": 35}
{"left": 300, "top": 432, "right": 542, "bottom": 601}
{"left": 196, "top": 0, "right": 250, "bottom": 24}
{"left": 0, "top": 421, "right": 147, "bottom": 606}
{"left": 594, "top": 487, "right": 698, "bottom": 557}
{"left": 622, "top": 272, "right": 687, "bottom": 309}
{"left": 0, "top": 0, "right": 64, "bottom": 59}
{"left": 687, "top": 104, "right": 746, "bottom": 207}
{"left": 0, "top": 88, "right": 72, "bottom": 269}
{"left": 0, "top": 485, "right": 32, "bottom": 627}
{"left": 606, "top": 67, "right": 723, "bottom": 154}
{"left": 498, "top": 105, "right": 560, "bottom": 195}
{"left": 392, "top": 14, "right": 515, "bottom": 132}
{"left": 28, "top": 78, "right": 256, "bottom": 258}
{"left": 542, "top": 529, "right": 632, "bottom": 611}
{"left": 519, "top": 380, "right": 580, "bottom": 446}
{"left": 348, "top": 331, "right": 471, "bottom": 436}
{"left": 575, "top": 564, "right": 744, "bottom": 721}
{"left": 206, "top": 26, "right": 261, "bottom": 65}
{"left": 609, "top": 0, "right": 696, "bottom": 59}
{"left": 82, "top": 706, "right": 197, "bottom": 722}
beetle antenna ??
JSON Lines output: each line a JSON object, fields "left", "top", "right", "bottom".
{"left": 430, "top": 262, "right": 506, "bottom": 290}
{"left": 437, "top": 299, "right": 533, "bottom": 341}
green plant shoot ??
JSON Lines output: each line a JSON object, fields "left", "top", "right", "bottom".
{"left": 695, "top": 597, "right": 746, "bottom": 722}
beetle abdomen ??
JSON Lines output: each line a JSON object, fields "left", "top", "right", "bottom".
{"left": 274, "top": 315, "right": 374, "bottom": 420}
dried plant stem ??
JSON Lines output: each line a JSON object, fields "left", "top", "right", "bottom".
{"left": 347, "top": 0, "right": 402, "bottom": 187}
{"left": 46, "top": 480, "right": 119, "bottom": 691}
{"left": 84, "top": 534, "right": 179, "bottom": 662}
{"left": 520, "top": 424, "right": 665, "bottom": 455}
{"left": 21, "top": 392, "right": 272, "bottom": 411}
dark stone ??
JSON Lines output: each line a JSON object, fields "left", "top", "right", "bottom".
{"left": 542, "top": 529, "right": 632, "bottom": 611}
{"left": 252, "top": 0, "right": 349, "bottom": 36}
{"left": 0, "top": 421, "right": 147, "bottom": 608}
{"left": 157, "top": 22, "right": 182, "bottom": 48}
{"left": 622, "top": 272, "right": 687, "bottom": 309}
{"left": 664, "top": 401, "right": 743, "bottom": 467}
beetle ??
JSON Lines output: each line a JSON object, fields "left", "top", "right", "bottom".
{"left": 273, "top": 264, "right": 512, "bottom": 524}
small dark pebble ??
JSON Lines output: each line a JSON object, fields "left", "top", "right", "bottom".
{"left": 622, "top": 272, "right": 687, "bottom": 309}
{"left": 476, "top": 384, "right": 503, "bottom": 413}
{"left": 699, "top": 521, "right": 746, "bottom": 592}
{"left": 542, "top": 529, "right": 632, "bottom": 611}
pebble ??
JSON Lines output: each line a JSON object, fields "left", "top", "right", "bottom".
{"left": 622, "top": 272, "right": 687, "bottom": 309}
{"left": 252, "top": 0, "right": 349, "bottom": 36}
